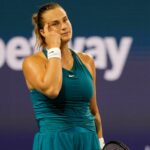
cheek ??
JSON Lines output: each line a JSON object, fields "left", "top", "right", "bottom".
{"left": 67, "top": 21, "right": 72, "bottom": 30}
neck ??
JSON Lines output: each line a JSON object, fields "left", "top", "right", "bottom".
{"left": 60, "top": 43, "right": 71, "bottom": 58}
{"left": 60, "top": 43, "right": 73, "bottom": 66}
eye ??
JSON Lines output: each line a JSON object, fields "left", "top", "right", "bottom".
{"left": 52, "top": 22, "right": 59, "bottom": 26}
{"left": 63, "top": 17, "right": 68, "bottom": 22}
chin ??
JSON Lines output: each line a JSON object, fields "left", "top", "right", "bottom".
{"left": 61, "top": 37, "right": 72, "bottom": 44}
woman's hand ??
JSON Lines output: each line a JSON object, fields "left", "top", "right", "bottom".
{"left": 43, "top": 23, "right": 61, "bottom": 48}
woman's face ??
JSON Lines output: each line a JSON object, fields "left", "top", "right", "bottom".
{"left": 42, "top": 7, "right": 72, "bottom": 43}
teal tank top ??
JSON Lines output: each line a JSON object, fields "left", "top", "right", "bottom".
{"left": 30, "top": 49, "right": 96, "bottom": 132}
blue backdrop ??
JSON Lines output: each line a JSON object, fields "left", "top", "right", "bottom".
{"left": 0, "top": 0, "right": 150, "bottom": 150}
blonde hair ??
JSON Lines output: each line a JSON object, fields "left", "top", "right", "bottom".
{"left": 32, "top": 3, "right": 62, "bottom": 50}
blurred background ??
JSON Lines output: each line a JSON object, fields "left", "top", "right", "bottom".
{"left": 0, "top": 0, "right": 150, "bottom": 149}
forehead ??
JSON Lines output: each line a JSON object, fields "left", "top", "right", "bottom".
{"left": 43, "top": 7, "right": 67, "bottom": 22}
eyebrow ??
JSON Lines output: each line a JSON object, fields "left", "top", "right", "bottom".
{"left": 50, "top": 16, "right": 68, "bottom": 23}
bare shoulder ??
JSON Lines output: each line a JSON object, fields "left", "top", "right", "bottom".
{"left": 76, "top": 51, "right": 95, "bottom": 69}
{"left": 22, "top": 54, "right": 37, "bottom": 70}
{"left": 22, "top": 55, "right": 34, "bottom": 69}
{"left": 22, "top": 52, "right": 46, "bottom": 89}
{"left": 76, "top": 51, "right": 96, "bottom": 78}
{"left": 22, "top": 51, "right": 46, "bottom": 70}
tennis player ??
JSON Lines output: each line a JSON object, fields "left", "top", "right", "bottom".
{"left": 22, "top": 2, "right": 105, "bottom": 150}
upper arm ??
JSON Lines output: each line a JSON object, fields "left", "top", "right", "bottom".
{"left": 88, "top": 55, "right": 100, "bottom": 115}
{"left": 22, "top": 56, "right": 46, "bottom": 92}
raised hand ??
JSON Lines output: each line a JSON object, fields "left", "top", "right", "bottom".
{"left": 43, "top": 23, "right": 61, "bottom": 48}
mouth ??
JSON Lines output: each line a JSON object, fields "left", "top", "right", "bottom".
{"left": 61, "top": 32, "right": 70, "bottom": 36}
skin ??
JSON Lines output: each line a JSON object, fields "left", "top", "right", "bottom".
{"left": 22, "top": 7, "right": 103, "bottom": 138}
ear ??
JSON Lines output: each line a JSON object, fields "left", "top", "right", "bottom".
{"left": 40, "top": 29, "right": 45, "bottom": 37}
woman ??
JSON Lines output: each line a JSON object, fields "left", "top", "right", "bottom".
{"left": 22, "top": 2, "right": 105, "bottom": 150}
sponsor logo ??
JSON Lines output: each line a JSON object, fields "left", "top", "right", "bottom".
{"left": 0, "top": 32, "right": 133, "bottom": 81}
{"left": 68, "top": 74, "right": 75, "bottom": 78}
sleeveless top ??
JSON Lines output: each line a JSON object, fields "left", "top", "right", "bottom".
{"left": 29, "top": 49, "right": 96, "bottom": 132}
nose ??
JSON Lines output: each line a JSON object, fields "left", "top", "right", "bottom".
{"left": 61, "top": 22, "right": 67, "bottom": 31}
